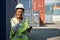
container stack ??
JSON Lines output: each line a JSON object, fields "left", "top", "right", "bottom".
{"left": 18, "top": 0, "right": 44, "bottom": 27}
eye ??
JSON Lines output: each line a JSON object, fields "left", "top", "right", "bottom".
{"left": 20, "top": 11, "right": 23, "bottom": 13}
{"left": 18, "top": 11, "right": 23, "bottom": 13}
{"left": 18, "top": 11, "right": 20, "bottom": 13}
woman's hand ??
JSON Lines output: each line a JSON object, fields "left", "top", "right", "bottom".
{"left": 26, "top": 26, "right": 32, "bottom": 33}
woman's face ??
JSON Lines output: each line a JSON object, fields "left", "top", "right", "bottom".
{"left": 16, "top": 9, "right": 23, "bottom": 18}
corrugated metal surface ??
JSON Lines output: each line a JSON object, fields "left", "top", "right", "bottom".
{"left": 19, "top": 0, "right": 44, "bottom": 25}
{"left": 32, "top": 11, "right": 40, "bottom": 27}
{"left": 45, "top": 6, "right": 53, "bottom": 23}
{"left": 32, "top": 0, "right": 44, "bottom": 24}
{"left": 23, "top": 10, "right": 40, "bottom": 27}
{"left": 19, "top": 0, "right": 32, "bottom": 10}
{"left": 32, "top": 0, "right": 38, "bottom": 10}
{"left": 53, "top": 8, "right": 60, "bottom": 15}
{"left": 45, "top": 14, "right": 53, "bottom": 23}
{"left": 53, "top": 7, "right": 60, "bottom": 21}
{"left": 6, "top": 0, "right": 16, "bottom": 40}
{"left": 53, "top": 9, "right": 60, "bottom": 15}
{"left": 24, "top": 10, "right": 32, "bottom": 24}
{"left": 53, "top": 15, "right": 60, "bottom": 21}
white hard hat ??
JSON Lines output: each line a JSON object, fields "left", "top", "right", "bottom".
{"left": 15, "top": 3, "right": 24, "bottom": 9}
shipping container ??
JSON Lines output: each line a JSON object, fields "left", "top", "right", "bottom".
{"left": 19, "top": 0, "right": 32, "bottom": 10}
{"left": 32, "top": 10, "right": 40, "bottom": 27}
{"left": 45, "top": 6, "right": 53, "bottom": 23}
{"left": 23, "top": 10, "right": 40, "bottom": 27}
{"left": 45, "top": 14, "right": 53, "bottom": 23}
{"left": 32, "top": 0, "right": 38, "bottom": 10}
{"left": 24, "top": 10, "right": 32, "bottom": 25}
{"left": 32, "top": 0, "right": 45, "bottom": 24}
{"left": 53, "top": 6, "right": 60, "bottom": 21}
{"left": 53, "top": 6, "right": 60, "bottom": 15}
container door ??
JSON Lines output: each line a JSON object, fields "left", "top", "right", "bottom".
{"left": 24, "top": 10, "right": 32, "bottom": 25}
{"left": 32, "top": 0, "right": 45, "bottom": 24}
{"left": 45, "top": 6, "right": 53, "bottom": 23}
{"left": 32, "top": 11, "right": 40, "bottom": 27}
{"left": 45, "top": 14, "right": 53, "bottom": 23}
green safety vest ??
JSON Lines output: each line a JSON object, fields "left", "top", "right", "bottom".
{"left": 10, "top": 18, "right": 28, "bottom": 40}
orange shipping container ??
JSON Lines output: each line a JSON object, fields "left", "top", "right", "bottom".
{"left": 32, "top": 0, "right": 45, "bottom": 24}
{"left": 32, "top": 0, "right": 38, "bottom": 10}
